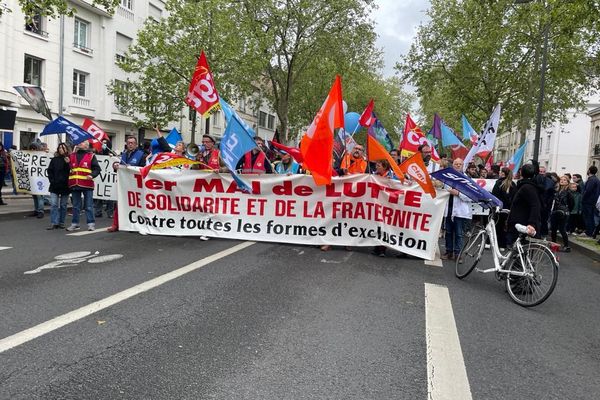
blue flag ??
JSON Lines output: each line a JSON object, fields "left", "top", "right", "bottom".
{"left": 461, "top": 115, "right": 477, "bottom": 142}
{"left": 221, "top": 112, "right": 257, "bottom": 193}
{"left": 41, "top": 116, "right": 94, "bottom": 145}
{"left": 367, "top": 113, "right": 394, "bottom": 151}
{"left": 220, "top": 98, "right": 256, "bottom": 137}
{"left": 441, "top": 121, "right": 465, "bottom": 148}
{"left": 431, "top": 168, "right": 502, "bottom": 208}
{"left": 151, "top": 127, "right": 184, "bottom": 155}
{"left": 508, "top": 140, "right": 528, "bottom": 174}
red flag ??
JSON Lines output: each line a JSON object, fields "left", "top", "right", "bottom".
{"left": 185, "top": 51, "right": 220, "bottom": 117}
{"left": 366, "top": 135, "right": 404, "bottom": 181}
{"left": 300, "top": 75, "right": 344, "bottom": 186}
{"left": 485, "top": 153, "right": 494, "bottom": 170}
{"left": 358, "top": 99, "right": 375, "bottom": 128}
{"left": 399, "top": 152, "right": 436, "bottom": 197}
{"left": 269, "top": 140, "right": 304, "bottom": 163}
{"left": 82, "top": 118, "right": 109, "bottom": 141}
{"left": 451, "top": 143, "right": 469, "bottom": 160}
{"left": 399, "top": 113, "right": 439, "bottom": 162}
{"left": 82, "top": 118, "right": 108, "bottom": 152}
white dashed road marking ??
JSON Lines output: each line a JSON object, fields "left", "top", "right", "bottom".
{"left": 425, "top": 283, "right": 472, "bottom": 400}
{"left": 0, "top": 247, "right": 12, "bottom": 251}
{"left": 0, "top": 241, "right": 255, "bottom": 354}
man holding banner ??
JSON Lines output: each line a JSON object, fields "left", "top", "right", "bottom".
{"left": 66, "top": 141, "right": 101, "bottom": 232}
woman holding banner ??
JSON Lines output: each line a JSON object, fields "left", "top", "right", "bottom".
{"left": 46, "top": 143, "right": 71, "bottom": 229}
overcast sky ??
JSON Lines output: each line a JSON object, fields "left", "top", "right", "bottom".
{"left": 372, "top": 0, "right": 431, "bottom": 77}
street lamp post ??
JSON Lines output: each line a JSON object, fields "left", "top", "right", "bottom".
{"left": 532, "top": 24, "right": 549, "bottom": 163}
{"left": 515, "top": 0, "right": 549, "bottom": 163}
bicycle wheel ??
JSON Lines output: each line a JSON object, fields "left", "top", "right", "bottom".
{"left": 455, "top": 229, "right": 485, "bottom": 279}
{"left": 506, "top": 243, "right": 558, "bottom": 307}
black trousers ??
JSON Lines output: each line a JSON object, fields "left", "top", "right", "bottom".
{"left": 550, "top": 211, "right": 568, "bottom": 247}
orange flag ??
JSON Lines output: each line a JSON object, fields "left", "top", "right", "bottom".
{"left": 367, "top": 134, "right": 405, "bottom": 181}
{"left": 300, "top": 75, "right": 344, "bottom": 185}
{"left": 399, "top": 152, "right": 436, "bottom": 197}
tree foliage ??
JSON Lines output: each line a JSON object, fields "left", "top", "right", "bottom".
{"left": 109, "top": 0, "right": 412, "bottom": 143}
{"left": 397, "top": 0, "right": 600, "bottom": 138}
{"left": 1, "top": 0, "right": 120, "bottom": 20}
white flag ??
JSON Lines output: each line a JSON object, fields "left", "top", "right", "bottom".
{"left": 463, "top": 104, "right": 501, "bottom": 171}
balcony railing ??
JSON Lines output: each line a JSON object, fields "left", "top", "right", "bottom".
{"left": 72, "top": 96, "right": 91, "bottom": 108}
{"left": 25, "top": 26, "right": 49, "bottom": 38}
{"left": 73, "top": 43, "right": 93, "bottom": 54}
{"left": 117, "top": 6, "right": 135, "bottom": 21}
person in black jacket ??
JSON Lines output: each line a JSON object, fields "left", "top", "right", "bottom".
{"left": 46, "top": 143, "right": 71, "bottom": 229}
{"left": 492, "top": 167, "right": 516, "bottom": 248}
{"left": 507, "top": 164, "right": 541, "bottom": 243}
{"left": 582, "top": 165, "right": 600, "bottom": 236}
{"left": 550, "top": 175, "right": 574, "bottom": 252}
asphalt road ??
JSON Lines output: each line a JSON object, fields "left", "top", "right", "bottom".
{"left": 1, "top": 214, "right": 599, "bottom": 399}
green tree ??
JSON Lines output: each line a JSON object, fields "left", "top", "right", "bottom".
{"left": 2, "top": 0, "right": 120, "bottom": 20}
{"left": 109, "top": 0, "right": 261, "bottom": 129}
{"left": 397, "top": 0, "right": 600, "bottom": 138}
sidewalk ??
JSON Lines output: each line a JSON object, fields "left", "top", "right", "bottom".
{"left": 0, "top": 188, "right": 51, "bottom": 220}
{"left": 570, "top": 235, "right": 600, "bottom": 263}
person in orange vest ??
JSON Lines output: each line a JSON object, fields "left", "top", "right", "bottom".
{"left": 321, "top": 145, "right": 367, "bottom": 252}
{"left": 339, "top": 145, "right": 367, "bottom": 175}
{"left": 196, "top": 134, "right": 221, "bottom": 171}
{"left": 66, "top": 140, "right": 101, "bottom": 231}
{"left": 236, "top": 137, "right": 273, "bottom": 174}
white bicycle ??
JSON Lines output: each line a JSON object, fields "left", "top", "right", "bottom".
{"left": 455, "top": 205, "right": 559, "bottom": 307}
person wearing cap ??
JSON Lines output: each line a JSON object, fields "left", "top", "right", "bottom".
{"left": 237, "top": 137, "right": 273, "bottom": 174}
{"left": 274, "top": 151, "right": 299, "bottom": 175}
{"left": 339, "top": 144, "right": 367, "bottom": 175}
{"left": 197, "top": 134, "right": 220, "bottom": 170}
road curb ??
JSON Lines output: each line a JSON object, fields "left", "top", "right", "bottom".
{"left": 569, "top": 239, "right": 600, "bottom": 263}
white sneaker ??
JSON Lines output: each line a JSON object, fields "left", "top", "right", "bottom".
{"left": 199, "top": 235, "right": 210, "bottom": 241}
{"left": 66, "top": 224, "right": 80, "bottom": 231}
{"left": 87, "top": 224, "right": 95, "bottom": 231}
{"left": 484, "top": 244, "right": 490, "bottom": 249}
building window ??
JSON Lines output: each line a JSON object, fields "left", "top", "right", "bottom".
{"left": 25, "top": 13, "right": 48, "bottom": 37}
{"left": 74, "top": 18, "right": 92, "bottom": 52}
{"left": 258, "top": 111, "right": 267, "bottom": 128}
{"left": 120, "top": 0, "right": 133, "bottom": 10}
{"left": 115, "top": 32, "right": 132, "bottom": 64}
{"left": 240, "top": 98, "right": 246, "bottom": 113}
{"left": 595, "top": 126, "right": 600, "bottom": 144}
{"left": 212, "top": 110, "right": 221, "bottom": 128}
{"left": 267, "top": 114, "right": 275, "bottom": 130}
{"left": 24, "top": 55, "right": 42, "bottom": 85}
{"left": 73, "top": 71, "right": 88, "bottom": 97}
{"left": 149, "top": 3, "right": 162, "bottom": 21}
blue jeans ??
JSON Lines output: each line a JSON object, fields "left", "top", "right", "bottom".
{"left": 445, "top": 216, "right": 468, "bottom": 255}
{"left": 71, "top": 189, "right": 95, "bottom": 226}
{"left": 50, "top": 193, "right": 69, "bottom": 226}
{"left": 33, "top": 195, "right": 44, "bottom": 213}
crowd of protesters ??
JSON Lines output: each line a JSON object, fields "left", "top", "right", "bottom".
{"left": 5, "top": 132, "right": 600, "bottom": 259}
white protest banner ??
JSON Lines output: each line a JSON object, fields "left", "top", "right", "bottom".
{"left": 117, "top": 168, "right": 449, "bottom": 260}
{"left": 9, "top": 150, "right": 117, "bottom": 200}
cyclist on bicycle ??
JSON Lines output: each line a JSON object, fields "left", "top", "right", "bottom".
{"left": 507, "top": 163, "right": 541, "bottom": 244}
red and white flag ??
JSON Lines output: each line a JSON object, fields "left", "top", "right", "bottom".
{"left": 82, "top": 118, "right": 109, "bottom": 142}
{"left": 358, "top": 99, "right": 375, "bottom": 128}
{"left": 185, "top": 51, "right": 220, "bottom": 118}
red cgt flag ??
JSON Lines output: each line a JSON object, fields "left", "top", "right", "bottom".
{"left": 399, "top": 113, "right": 440, "bottom": 162}
{"left": 185, "top": 51, "right": 220, "bottom": 118}
{"left": 366, "top": 134, "right": 404, "bottom": 182}
{"left": 82, "top": 118, "right": 108, "bottom": 152}
{"left": 300, "top": 75, "right": 344, "bottom": 186}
